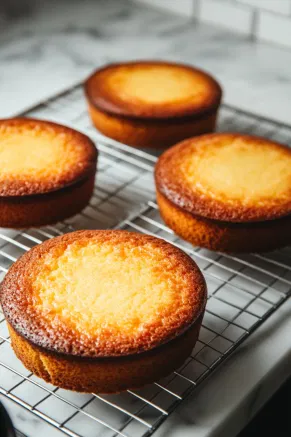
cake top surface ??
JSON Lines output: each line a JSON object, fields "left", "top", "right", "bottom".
{"left": 85, "top": 61, "right": 222, "bottom": 119}
{"left": 0, "top": 118, "right": 97, "bottom": 196}
{"left": 0, "top": 230, "right": 206, "bottom": 358}
{"left": 155, "top": 133, "right": 291, "bottom": 222}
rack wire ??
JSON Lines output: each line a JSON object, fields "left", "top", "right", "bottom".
{"left": 0, "top": 82, "right": 290, "bottom": 437}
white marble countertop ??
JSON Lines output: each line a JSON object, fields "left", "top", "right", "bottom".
{"left": 0, "top": 1, "right": 290, "bottom": 437}
{"left": 1, "top": 0, "right": 291, "bottom": 124}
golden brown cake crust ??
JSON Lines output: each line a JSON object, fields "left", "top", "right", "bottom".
{"left": 0, "top": 230, "right": 206, "bottom": 359}
{"left": 88, "top": 102, "right": 218, "bottom": 148}
{"left": 0, "top": 118, "right": 97, "bottom": 196}
{"left": 155, "top": 133, "right": 291, "bottom": 222}
{"left": 157, "top": 190, "right": 291, "bottom": 253}
{"left": 85, "top": 61, "right": 222, "bottom": 120}
{"left": 8, "top": 316, "right": 203, "bottom": 393}
{"left": 0, "top": 174, "right": 96, "bottom": 228}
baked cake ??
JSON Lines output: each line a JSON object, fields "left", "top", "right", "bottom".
{"left": 0, "top": 230, "right": 207, "bottom": 393}
{"left": 85, "top": 61, "right": 222, "bottom": 148}
{"left": 0, "top": 118, "right": 97, "bottom": 228}
{"left": 155, "top": 133, "right": 291, "bottom": 253}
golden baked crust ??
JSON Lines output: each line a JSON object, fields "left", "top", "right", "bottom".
{"left": 85, "top": 61, "right": 222, "bottom": 120}
{"left": 155, "top": 133, "right": 291, "bottom": 223}
{"left": 0, "top": 174, "right": 95, "bottom": 228}
{"left": 0, "top": 118, "right": 97, "bottom": 227}
{"left": 1, "top": 230, "right": 206, "bottom": 358}
{"left": 157, "top": 190, "right": 291, "bottom": 253}
{"left": 88, "top": 102, "right": 218, "bottom": 149}
{"left": 85, "top": 61, "right": 222, "bottom": 148}
{"left": 0, "top": 118, "right": 97, "bottom": 196}
{"left": 2, "top": 230, "right": 206, "bottom": 392}
{"left": 8, "top": 315, "right": 203, "bottom": 393}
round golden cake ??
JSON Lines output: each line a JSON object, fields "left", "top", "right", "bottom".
{"left": 0, "top": 230, "right": 207, "bottom": 393}
{"left": 85, "top": 61, "right": 222, "bottom": 148}
{"left": 155, "top": 133, "right": 291, "bottom": 253}
{"left": 0, "top": 118, "right": 97, "bottom": 228}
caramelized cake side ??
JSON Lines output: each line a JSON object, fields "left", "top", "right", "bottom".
{"left": 1, "top": 230, "right": 207, "bottom": 393}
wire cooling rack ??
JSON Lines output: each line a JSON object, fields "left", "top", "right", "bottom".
{"left": 0, "top": 83, "right": 291, "bottom": 437}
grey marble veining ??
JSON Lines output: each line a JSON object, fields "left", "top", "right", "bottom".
{"left": 0, "top": 0, "right": 186, "bottom": 116}
{"left": 1, "top": 0, "right": 291, "bottom": 124}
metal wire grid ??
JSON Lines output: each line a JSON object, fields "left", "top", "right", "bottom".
{"left": 0, "top": 83, "right": 290, "bottom": 437}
